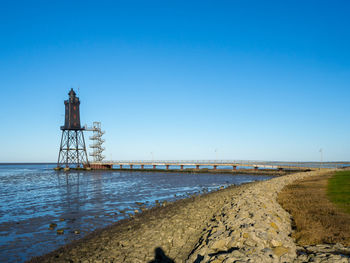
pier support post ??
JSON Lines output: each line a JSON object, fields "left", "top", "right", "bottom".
{"left": 180, "top": 165, "right": 183, "bottom": 171}
{"left": 153, "top": 165, "right": 156, "bottom": 169}
{"left": 196, "top": 165, "right": 200, "bottom": 169}
{"left": 166, "top": 165, "right": 169, "bottom": 170}
{"left": 130, "top": 165, "right": 133, "bottom": 169}
{"left": 141, "top": 165, "right": 144, "bottom": 169}
{"left": 233, "top": 166, "right": 237, "bottom": 170}
{"left": 120, "top": 165, "right": 123, "bottom": 169}
{"left": 213, "top": 165, "right": 217, "bottom": 170}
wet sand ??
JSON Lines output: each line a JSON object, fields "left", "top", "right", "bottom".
{"left": 28, "top": 183, "right": 253, "bottom": 263}
{"left": 2, "top": 165, "right": 273, "bottom": 262}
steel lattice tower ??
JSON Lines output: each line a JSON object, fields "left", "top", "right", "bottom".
{"left": 89, "top": 122, "right": 105, "bottom": 162}
{"left": 57, "top": 89, "right": 89, "bottom": 168}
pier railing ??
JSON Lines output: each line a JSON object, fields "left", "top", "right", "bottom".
{"left": 88, "top": 160, "right": 336, "bottom": 170}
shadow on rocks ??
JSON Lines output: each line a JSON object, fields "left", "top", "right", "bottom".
{"left": 148, "top": 247, "right": 174, "bottom": 263}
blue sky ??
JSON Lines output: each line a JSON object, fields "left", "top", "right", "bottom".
{"left": 0, "top": 0, "right": 349, "bottom": 162}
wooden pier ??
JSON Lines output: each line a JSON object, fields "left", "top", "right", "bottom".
{"left": 89, "top": 160, "right": 318, "bottom": 171}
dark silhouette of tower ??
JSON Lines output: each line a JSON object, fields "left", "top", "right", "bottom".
{"left": 57, "top": 89, "right": 89, "bottom": 168}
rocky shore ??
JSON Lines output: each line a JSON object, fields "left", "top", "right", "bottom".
{"left": 30, "top": 169, "right": 349, "bottom": 263}
{"left": 186, "top": 169, "right": 349, "bottom": 263}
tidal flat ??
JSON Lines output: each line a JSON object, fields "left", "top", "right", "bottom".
{"left": 0, "top": 164, "right": 272, "bottom": 262}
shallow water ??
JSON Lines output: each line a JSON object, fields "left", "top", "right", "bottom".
{"left": 0, "top": 164, "right": 272, "bottom": 262}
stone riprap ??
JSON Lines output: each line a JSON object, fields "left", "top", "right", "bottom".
{"left": 30, "top": 169, "right": 350, "bottom": 263}
{"left": 295, "top": 244, "right": 350, "bottom": 263}
{"left": 186, "top": 169, "right": 349, "bottom": 263}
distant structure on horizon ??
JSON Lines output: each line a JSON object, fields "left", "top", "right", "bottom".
{"left": 56, "top": 88, "right": 89, "bottom": 168}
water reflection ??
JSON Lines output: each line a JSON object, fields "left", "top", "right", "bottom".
{"left": 0, "top": 164, "right": 272, "bottom": 262}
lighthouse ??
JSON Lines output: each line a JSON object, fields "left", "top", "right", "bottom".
{"left": 56, "top": 89, "right": 89, "bottom": 168}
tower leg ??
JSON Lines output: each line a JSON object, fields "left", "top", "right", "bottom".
{"left": 57, "top": 131, "right": 64, "bottom": 168}
{"left": 76, "top": 131, "right": 80, "bottom": 168}
{"left": 57, "top": 129, "right": 89, "bottom": 169}
{"left": 66, "top": 130, "right": 70, "bottom": 167}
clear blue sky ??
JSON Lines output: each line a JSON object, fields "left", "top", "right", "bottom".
{"left": 0, "top": 0, "right": 349, "bottom": 162}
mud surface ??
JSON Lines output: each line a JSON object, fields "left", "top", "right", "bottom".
{"left": 29, "top": 183, "right": 252, "bottom": 263}
{"left": 0, "top": 164, "right": 271, "bottom": 262}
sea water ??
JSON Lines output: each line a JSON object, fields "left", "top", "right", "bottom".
{"left": 0, "top": 164, "right": 272, "bottom": 262}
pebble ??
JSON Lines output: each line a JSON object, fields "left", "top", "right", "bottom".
{"left": 186, "top": 169, "right": 350, "bottom": 263}
{"left": 49, "top": 223, "right": 57, "bottom": 229}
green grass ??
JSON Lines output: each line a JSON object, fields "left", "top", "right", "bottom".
{"left": 328, "top": 170, "right": 350, "bottom": 214}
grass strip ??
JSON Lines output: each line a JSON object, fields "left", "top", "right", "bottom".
{"left": 327, "top": 170, "right": 350, "bottom": 214}
{"left": 278, "top": 173, "right": 350, "bottom": 246}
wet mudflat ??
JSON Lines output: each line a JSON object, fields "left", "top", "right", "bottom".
{"left": 0, "top": 164, "right": 272, "bottom": 262}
